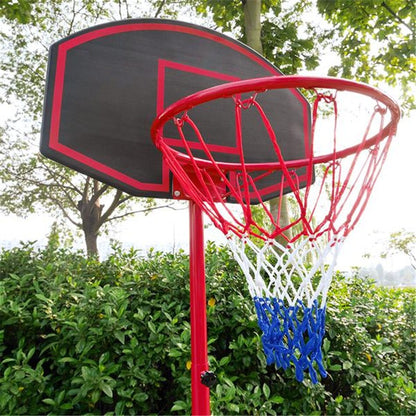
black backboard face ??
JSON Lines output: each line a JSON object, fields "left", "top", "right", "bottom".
{"left": 40, "top": 19, "right": 311, "bottom": 200}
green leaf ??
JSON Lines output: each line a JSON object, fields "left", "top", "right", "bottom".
{"left": 262, "top": 383, "right": 270, "bottom": 400}
{"left": 56, "top": 390, "right": 65, "bottom": 405}
{"left": 0, "top": 391, "right": 10, "bottom": 409}
{"left": 224, "top": 385, "right": 236, "bottom": 402}
{"left": 134, "top": 392, "right": 148, "bottom": 402}
{"left": 35, "top": 293, "right": 51, "bottom": 303}
{"left": 15, "top": 370, "right": 25, "bottom": 380}
{"left": 171, "top": 400, "right": 187, "bottom": 411}
{"left": 270, "top": 395, "right": 284, "bottom": 404}
{"left": 134, "top": 308, "right": 145, "bottom": 320}
{"left": 27, "top": 347, "right": 36, "bottom": 360}
{"left": 75, "top": 339, "right": 86, "bottom": 354}
{"left": 115, "top": 402, "right": 125, "bottom": 414}
{"left": 58, "top": 357, "right": 77, "bottom": 363}
{"left": 366, "top": 397, "right": 380, "bottom": 411}
{"left": 148, "top": 321, "right": 156, "bottom": 333}
{"left": 117, "top": 301, "right": 128, "bottom": 318}
{"left": 226, "top": 403, "right": 240, "bottom": 413}
{"left": 342, "top": 361, "right": 353, "bottom": 370}
{"left": 91, "top": 389, "right": 100, "bottom": 404}
{"left": 99, "top": 352, "right": 109, "bottom": 365}
{"left": 42, "top": 398, "right": 55, "bottom": 406}
{"left": 101, "top": 383, "right": 113, "bottom": 398}
{"left": 168, "top": 350, "right": 182, "bottom": 358}
{"left": 323, "top": 338, "right": 331, "bottom": 352}
{"left": 219, "top": 356, "right": 231, "bottom": 366}
{"left": 114, "top": 330, "right": 125, "bottom": 344}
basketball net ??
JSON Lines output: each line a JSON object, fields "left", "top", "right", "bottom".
{"left": 152, "top": 76, "right": 400, "bottom": 383}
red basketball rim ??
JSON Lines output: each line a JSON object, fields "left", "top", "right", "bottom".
{"left": 151, "top": 75, "right": 401, "bottom": 171}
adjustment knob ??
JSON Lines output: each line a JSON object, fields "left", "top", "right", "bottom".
{"left": 200, "top": 371, "right": 217, "bottom": 388}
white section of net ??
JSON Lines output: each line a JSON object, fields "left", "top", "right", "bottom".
{"left": 226, "top": 233, "right": 344, "bottom": 307}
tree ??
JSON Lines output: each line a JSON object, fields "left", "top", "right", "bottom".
{"left": 0, "top": 0, "right": 40, "bottom": 24}
{"left": 0, "top": 0, "right": 189, "bottom": 256}
{"left": 382, "top": 229, "right": 416, "bottom": 270}
{"left": 194, "top": 0, "right": 414, "bottom": 108}
{"left": 193, "top": 0, "right": 414, "bottom": 250}
{"left": 317, "top": 0, "right": 415, "bottom": 112}
{"left": 194, "top": 0, "right": 320, "bottom": 73}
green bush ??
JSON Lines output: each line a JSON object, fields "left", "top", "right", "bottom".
{"left": 0, "top": 242, "right": 414, "bottom": 415}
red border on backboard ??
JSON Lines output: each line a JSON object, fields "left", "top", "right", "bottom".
{"left": 47, "top": 21, "right": 310, "bottom": 195}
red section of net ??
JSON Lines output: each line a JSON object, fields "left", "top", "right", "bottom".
{"left": 153, "top": 83, "right": 396, "bottom": 244}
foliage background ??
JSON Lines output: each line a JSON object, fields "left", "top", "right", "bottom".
{"left": 0, "top": 242, "right": 414, "bottom": 415}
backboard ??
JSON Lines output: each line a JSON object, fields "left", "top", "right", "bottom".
{"left": 40, "top": 19, "right": 311, "bottom": 201}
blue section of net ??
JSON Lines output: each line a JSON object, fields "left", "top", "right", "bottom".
{"left": 254, "top": 297, "right": 327, "bottom": 384}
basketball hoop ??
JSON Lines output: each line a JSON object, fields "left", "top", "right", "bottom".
{"left": 151, "top": 76, "right": 400, "bottom": 384}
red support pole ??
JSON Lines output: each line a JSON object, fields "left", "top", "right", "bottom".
{"left": 189, "top": 200, "right": 211, "bottom": 416}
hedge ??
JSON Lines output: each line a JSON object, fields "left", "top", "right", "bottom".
{"left": 0, "top": 242, "right": 415, "bottom": 415}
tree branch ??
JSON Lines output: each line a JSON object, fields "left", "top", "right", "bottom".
{"left": 118, "top": 194, "right": 135, "bottom": 205}
{"left": 67, "top": 0, "right": 78, "bottom": 35}
{"left": 20, "top": 176, "right": 80, "bottom": 212}
{"left": 48, "top": 196, "right": 82, "bottom": 228}
{"left": 154, "top": 0, "right": 167, "bottom": 18}
{"left": 124, "top": 0, "right": 131, "bottom": 19}
{"left": 38, "top": 156, "right": 82, "bottom": 196}
{"left": 36, "top": 163, "right": 82, "bottom": 211}
{"left": 104, "top": 202, "right": 186, "bottom": 223}
{"left": 89, "top": 182, "right": 109, "bottom": 206}
{"left": 381, "top": 1, "right": 413, "bottom": 34}
{"left": 81, "top": 176, "right": 90, "bottom": 203}
{"left": 98, "top": 189, "right": 124, "bottom": 227}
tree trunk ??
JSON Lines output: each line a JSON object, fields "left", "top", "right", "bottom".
{"left": 243, "top": 0, "right": 263, "bottom": 54}
{"left": 243, "top": 0, "right": 291, "bottom": 247}
{"left": 84, "top": 229, "right": 99, "bottom": 258}
{"left": 77, "top": 193, "right": 103, "bottom": 258}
